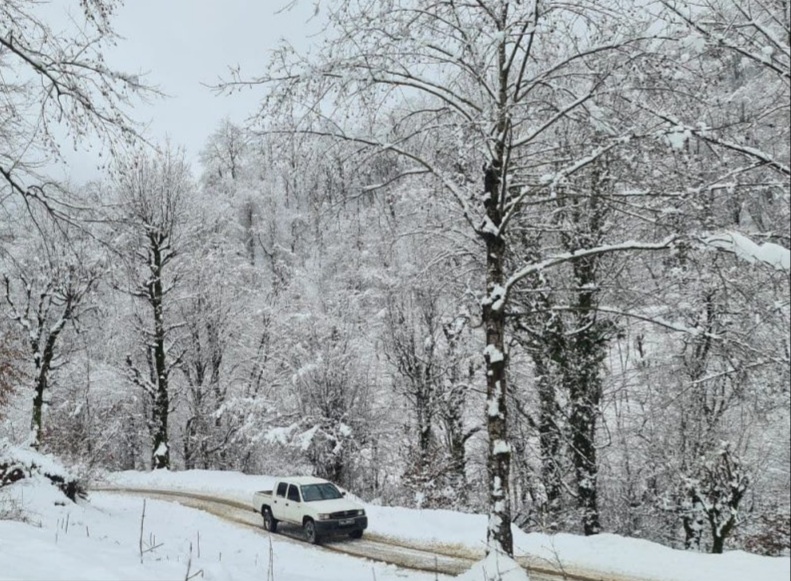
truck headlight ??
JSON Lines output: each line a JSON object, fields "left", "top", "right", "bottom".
{"left": 355, "top": 510, "right": 365, "bottom": 517}
{"left": 318, "top": 513, "right": 332, "bottom": 521}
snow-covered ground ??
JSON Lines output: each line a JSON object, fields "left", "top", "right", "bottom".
{"left": 0, "top": 474, "right": 444, "bottom": 581}
{"left": 102, "top": 469, "right": 790, "bottom": 581}
{"left": 1, "top": 468, "right": 788, "bottom": 581}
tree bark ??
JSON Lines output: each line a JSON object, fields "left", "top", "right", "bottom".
{"left": 566, "top": 254, "right": 603, "bottom": 536}
{"left": 482, "top": 153, "right": 513, "bottom": 554}
{"left": 482, "top": 10, "right": 516, "bottom": 553}
{"left": 535, "top": 356, "right": 564, "bottom": 528}
{"left": 29, "top": 296, "right": 72, "bottom": 450}
{"left": 149, "top": 233, "right": 170, "bottom": 470}
{"left": 30, "top": 373, "right": 46, "bottom": 449}
{"left": 444, "top": 383, "right": 469, "bottom": 504}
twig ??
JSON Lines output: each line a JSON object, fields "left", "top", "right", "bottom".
{"left": 139, "top": 499, "right": 146, "bottom": 563}
{"left": 183, "top": 541, "right": 204, "bottom": 581}
{"left": 267, "top": 534, "right": 275, "bottom": 581}
{"left": 141, "top": 543, "right": 164, "bottom": 555}
{"left": 184, "top": 541, "right": 193, "bottom": 581}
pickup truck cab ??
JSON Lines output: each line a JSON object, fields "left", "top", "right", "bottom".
{"left": 252, "top": 476, "right": 367, "bottom": 544}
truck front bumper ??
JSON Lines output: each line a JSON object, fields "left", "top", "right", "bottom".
{"left": 314, "top": 515, "right": 368, "bottom": 535}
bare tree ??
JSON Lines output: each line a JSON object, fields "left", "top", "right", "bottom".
{"left": 383, "top": 286, "right": 479, "bottom": 508}
{"left": 383, "top": 289, "right": 443, "bottom": 473}
{"left": 288, "top": 323, "right": 372, "bottom": 487}
{"left": 114, "top": 148, "right": 192, "bottom": 470}
{"left": 2, "top": 229, "right": 101, "bottom": 448}
{"left": 177, "top": 240, "right": 243, "bottom": 470}
{"left": 0, "top": 0, "right": 151, "bottom": 219}
{"left": 222, "top": 0, "right": 684, "bottom": 555}
{"left": 199, "top": 121, "right": 257, "bottom": 265}
{"left": 681, "top": 444, "right": 750, "bottom": 553}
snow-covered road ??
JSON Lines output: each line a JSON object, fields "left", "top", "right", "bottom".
{"left": 3, "top": 469, "right": 788, "bottom": 581}
{"left": 93, "top": 487, "right": 693, "bottom": 581}
{"left": 98, "top": 469, "right": 790, "bottom": 581}
{"left": 99, "top": 488, "right": 477, "bottom": 577}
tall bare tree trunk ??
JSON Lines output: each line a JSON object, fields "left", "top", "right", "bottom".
{"left": 482, "top": 153, "right": 513, "bottom": 554}
{"left": 149, "top": 235, "right": 170, "bottom": 470}
{"left": 481, "top": 10, "right": 516, "bottom": 554}
{"left": 31, "top": 329, "right": 65, "bottom": 448}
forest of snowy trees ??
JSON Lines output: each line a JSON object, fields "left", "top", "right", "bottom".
{"left": 1, "top": 0, "right": 789, "bottom": 560}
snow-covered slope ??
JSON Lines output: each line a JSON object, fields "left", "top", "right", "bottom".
{"left": 1, "top": 469, "right": 787, "bottom": 581}
{"left": 100, "top": 469, "right": 789, "bottom": 581}
{"left": 1, "top": 475, "right": 443, "bottom": 581}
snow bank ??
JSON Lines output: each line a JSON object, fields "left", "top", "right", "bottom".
{"left": 102, "top": 468, "right": 277, "bottom": 503}
{"left": 456, "top": 552, "right": 529, "bottom": 581}
{"left": 0, "top": 441, "right": 83, "bottom": 501}
{"left": 0, "top": 441, "right": 72, "bottom": 482}
{"left": 519, "top": 532, "right": 789, "bottom": 581}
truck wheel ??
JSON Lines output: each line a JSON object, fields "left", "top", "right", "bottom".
{"left": 349, "top": 529, "right": 363, "bottom": 539}
{"left": 262, "top": 508, "right": 278, "bottom": 533}
{"left": 303, "top": 519, "right": 319, "bottom": 544}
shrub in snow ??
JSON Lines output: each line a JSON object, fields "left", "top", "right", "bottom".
{"left": 0, "top": 442, "right": 85, "bottom": 502}
{"left": 679, "top": 443, "right": 749, "bottom": 553}
{"left": 0, "top": 494, "right": 25, "bottom": 522}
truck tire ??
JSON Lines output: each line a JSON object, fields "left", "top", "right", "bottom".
{"left": 262, "top": 508, "right": 278, "bottom": 533}
{"left": 303, "top": 518, "right": 319, "bottom": 544}
{"left": 349, "top": 529, "right": 363, "bottom": 539}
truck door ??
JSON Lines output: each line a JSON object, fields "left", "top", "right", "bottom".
{"left": 271, "top": 481, "right": 289, "bottom": 521}
{"left": 285, "top": 484, "right": 302, "bottom": 523}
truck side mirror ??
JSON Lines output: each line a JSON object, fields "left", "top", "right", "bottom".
{"left": 342, "top": 491, "right": 347, "bottom": 497}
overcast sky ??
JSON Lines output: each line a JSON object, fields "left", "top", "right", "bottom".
{"left": 51, "top": 0, "right": 320, "bottom": 182}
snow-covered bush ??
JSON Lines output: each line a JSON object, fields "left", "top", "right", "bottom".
{"left": 679, "top": 444, "right": 750, "bottom": 553}
{"left": 0, "top": 442, "right": 85, "bottom": 502}
{"left": 0, "top": 492, "right": 25, "bottom": 522}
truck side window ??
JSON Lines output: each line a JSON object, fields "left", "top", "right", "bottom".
{"left": 287, "top": 484, "right": 301, "bottom": 502}
{"left": 276, "top": 482, "right": 288, "bottom": 498}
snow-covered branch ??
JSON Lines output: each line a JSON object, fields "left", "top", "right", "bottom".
{"left": 505, "top": 235, "right": 680, "bottom": 297}
{"left": 703, "top": 231, "right": 790, "bottom": 271}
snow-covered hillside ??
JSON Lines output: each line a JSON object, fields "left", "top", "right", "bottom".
{"left": 3, "top": 469, "right": 785, "bottom": 581}
{"left": 1, "top": 475, "right": 444, "bottom": 581}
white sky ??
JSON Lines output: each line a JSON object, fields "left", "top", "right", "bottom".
{"left": 49, "top": 0, "right": 321, "bottom": 182}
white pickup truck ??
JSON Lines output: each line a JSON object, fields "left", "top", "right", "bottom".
{"left": 252, "top": 476, "right": 367, "bottom": 544}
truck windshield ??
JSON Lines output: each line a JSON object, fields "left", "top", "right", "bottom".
{"left": 301, "top": 483, "right": 343, "bottom": 502}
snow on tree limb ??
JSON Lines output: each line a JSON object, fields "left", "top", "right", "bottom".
{"left": 502, "top": 231, "right": 788, "bottom": 314}
{"left": 263, "top": 127, "right": 478, "bottom": 231}
{"left": 0, "top": 0, "right": 157, "bottom": 220}
{"left": 703, "top": 231, "right": 791, "bottom": 272}
{"left": 660, "top": 0, "right": 790, "bottom": 82}
{"left": 505, "top": 235, "right": 680, "bottom": 296}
